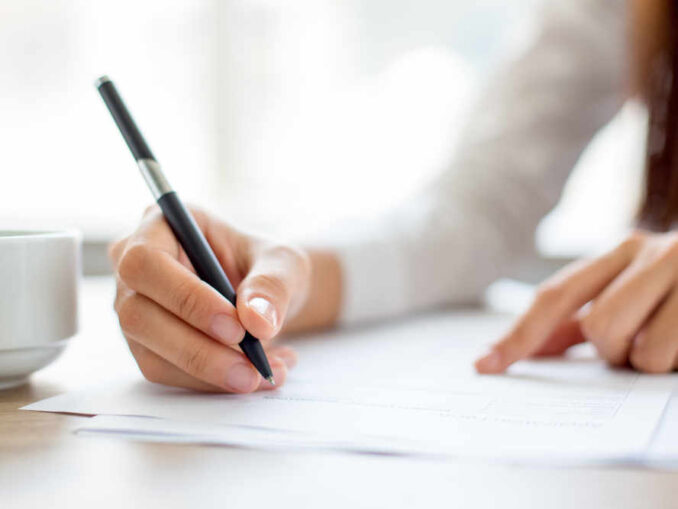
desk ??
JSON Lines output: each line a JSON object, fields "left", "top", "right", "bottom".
{"left": 1, "top": 277, "right": 677, "bottom": 509}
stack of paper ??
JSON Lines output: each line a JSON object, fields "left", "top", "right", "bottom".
{"left": 24, "top": 312, "right": 678, "bottom": 465}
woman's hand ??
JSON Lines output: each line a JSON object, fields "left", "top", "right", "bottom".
{"left": 110, "top": 206, "right": 313, "bottom": 393}
{"left": 476, "top": 230, "right": 678, "bottom": 374}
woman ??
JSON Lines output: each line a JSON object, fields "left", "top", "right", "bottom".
{"left": 109, "top": 0, "right": 678, "bottom": 393}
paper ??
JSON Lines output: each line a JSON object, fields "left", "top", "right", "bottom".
{"left": 75, "top": 414, "right": 423, "bottom": 456}
{"left": 645, "top": 388, "right": 678, "bottom": 467}
{"left": 24, "top": 312, "right": 677, "bottom": 462}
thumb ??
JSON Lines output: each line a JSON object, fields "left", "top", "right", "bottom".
{"left": 236, "top": 245, "right": 310, "bottom": 342}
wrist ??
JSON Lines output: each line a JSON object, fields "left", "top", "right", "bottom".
{"left": 283, "top": 249, "right": 342, "bottom": 333}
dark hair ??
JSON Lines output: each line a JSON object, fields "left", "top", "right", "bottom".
{"left": 639, "top": 0, "right": 678, "bottom": 231}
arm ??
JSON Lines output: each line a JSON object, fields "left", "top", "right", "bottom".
{"left": 111, "top": 0, "right": 629, "bottom": 391}
{"left": 328, "top": 0, "right": 628, "bottom": 325}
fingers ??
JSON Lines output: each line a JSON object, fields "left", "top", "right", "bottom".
{"left": 111, "top": 206, "right": 308, "bottom": 390}
{"left": 475, "top": 238, "right": 636, "bottom": 373}
{"left": 531, "top": 319, "right": 586, "bottom": 357}
{"left": 127, "top": 340, "right": 225, "bottom": 392}
{"left": 628, "top": 289, "right": 678, "bottom": 373}
{"left": 127, "top": 339, "right": 294, "bottom": 392}
{"left": 113, "top": 207, "right": 183, "bottom": 266}
{"left": 236, "top": 245, "right": 311, "bottom": 342}
{"left": 108, "top": 236, "right": 128, "bottom": 267}
{"left": 116, "top": 290, "right": 283, "bottom": 393}
{"left": 579, "top": 244, "right": 676, "bottom": 365}
{"left": 269, "top": 345, "right": 299, "bottom": 369}
{"left": 117, "top": 243, "right": 245, "bottom": 346}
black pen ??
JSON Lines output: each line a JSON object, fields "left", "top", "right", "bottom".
{"left": 95, "top": 75, "right": 275, "bottom": 385}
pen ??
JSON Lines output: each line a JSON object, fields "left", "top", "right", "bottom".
{"left": 95, "top": 75, "right": 275, "bottom": 385}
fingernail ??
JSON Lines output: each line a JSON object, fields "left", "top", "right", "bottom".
{"left": 475, "top": 350, "right": 503, "bottom": 373}
{"left": 248, "top": 297, "right": 278, "bottom": 329}
{"left": 211, "top": 314, "right": 245, "bottom": 344}
{"left": 226, "top": 363, "right": 259, "bottom": 393}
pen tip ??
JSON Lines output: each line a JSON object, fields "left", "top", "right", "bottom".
{"left": 266, "top": 376, "right": 276, "bottom": 386}
{"left": 94, "top": 75, "right": 111, "bottom": 88}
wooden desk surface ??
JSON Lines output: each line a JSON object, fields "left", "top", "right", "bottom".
{"left": 2, "top": 277, "right": 677, "bottom": 509}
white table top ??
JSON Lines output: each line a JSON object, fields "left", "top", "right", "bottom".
{"left": 2, "top": 277, "right": 677, "bottom": 509}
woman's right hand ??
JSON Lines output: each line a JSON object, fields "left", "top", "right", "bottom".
{"left": 109, "top": 206, "right": 318, "bottom": 393}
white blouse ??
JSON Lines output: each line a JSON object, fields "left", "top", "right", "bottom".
{"left": 335, "top": 0, "right": 629, "bottom": 324}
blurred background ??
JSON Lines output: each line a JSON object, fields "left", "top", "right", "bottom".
{"left": 0, "top": 0, "right": 646, "bottom": 274}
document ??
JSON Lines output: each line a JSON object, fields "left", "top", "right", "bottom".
{"left": 75, "top": 414, "right": 416, "bottom": 455}
{"left": 24, "top": 312, "right": 676, "bottom": 462}
{"left": 645, "top": 388, "right": 678, "bottom": 467}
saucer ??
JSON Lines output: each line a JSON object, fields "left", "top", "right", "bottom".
{"left": 0, "top": 343, "right": 66, "bottom": 389}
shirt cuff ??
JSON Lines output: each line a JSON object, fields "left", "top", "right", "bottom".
{"left": 334, "top": 236, "right": 410, "bottom": 326}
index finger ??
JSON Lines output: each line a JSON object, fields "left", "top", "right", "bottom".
{"left": 115, "top": 210, "right": 247, "bottom": 347}
{"left": 475, "top": 239, "right": 637, "bottom": 373}
{"left": 118, "top": 244, "right": 246, "bottom": 347}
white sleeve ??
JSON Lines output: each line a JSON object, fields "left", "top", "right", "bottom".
{"left": 336, "top": 0, "right": 628, "bottom": 324}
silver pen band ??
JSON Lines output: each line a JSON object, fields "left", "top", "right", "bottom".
{"left": 137, "top": 158, "right": 173, "bottom": 199}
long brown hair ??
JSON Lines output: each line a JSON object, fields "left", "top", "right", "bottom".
{"left": 636, "top": 0, "right": 678, "bottom": 231}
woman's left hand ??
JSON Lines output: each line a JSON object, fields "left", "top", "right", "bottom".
{"left": 476, "top": 230, "right": 678, "bottom": 374}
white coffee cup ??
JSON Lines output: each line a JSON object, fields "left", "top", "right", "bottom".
{"left": 0, "top": 230, "right": 80, "bottom": 389}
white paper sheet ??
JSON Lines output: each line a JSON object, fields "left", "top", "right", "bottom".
{"left": 645, "top": 388, "right": 678, "bottom": 467}
{"left": 75, "top": 414, "right": 428, "bottom": 456}
{"left": 24, "top": 312, "right": 677, "bottom": 462}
